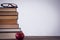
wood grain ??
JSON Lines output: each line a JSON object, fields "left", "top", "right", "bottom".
{"left": 0, "top": 36, "right": 60, "bottom": 40}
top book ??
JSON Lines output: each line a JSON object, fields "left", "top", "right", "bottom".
{"left": 0, "top": 8, "right": 17, "bottom": 11}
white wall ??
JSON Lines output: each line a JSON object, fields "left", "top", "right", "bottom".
{"left": 0, "top": 0, "right": 60, "bottom": 36}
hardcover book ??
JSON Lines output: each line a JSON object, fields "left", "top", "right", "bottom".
{"left": 0, "top": 28, "right": 21, "bottom": 39}
{"left": 0, "top": 28, "right": 21, "bottom": 32}
{"left": 0, "top": 11, "right": 18, "bottom": 16}
{"left": 0, "top": 19, "right": 17, "bottom": 24}
{"left": 0, "top": 24, "right": 19, "bottom": 28}
{"left": 0, "top": 8, "right": 17, "bottom": 11}
{"left": 0, "top": 16, "right": 18, "bottom": 19}
{"left": 0, "top": 33, "right": 17, "bottom": 39}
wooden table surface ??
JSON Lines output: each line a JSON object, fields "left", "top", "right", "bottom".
{"left": 0, "top": 36, "right": 60, "bottom": 40}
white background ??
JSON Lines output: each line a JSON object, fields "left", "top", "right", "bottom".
{"left": 0, "top": 0, "right": 60, "bottom": 36}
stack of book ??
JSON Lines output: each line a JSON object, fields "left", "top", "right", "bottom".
{"left": 0, "top": 8, "right": 20, "bottom": 40}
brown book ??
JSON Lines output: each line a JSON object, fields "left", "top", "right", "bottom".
{"left": 0, "top": 23, "right": 17, "bottom": 25}
{"left": 0, "top": 16, "right": 18, "bottom": 19}
{"left": 0, "top": 8, "right": 17, "bottom": 11}
{"left": 0, "top": 24, "right": 19, "bottom": 28}
{"left": 0, "top": 11, "right": 18, "bottom": 16}
{"left": 0, "top": 19, "right": 17, "bottom": 24}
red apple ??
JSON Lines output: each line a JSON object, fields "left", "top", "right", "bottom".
{"left": 15, "top": 31, "right": 24, "bottom": 40}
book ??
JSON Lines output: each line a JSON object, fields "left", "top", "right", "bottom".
{"left": 0, "top": 28, "right": 21, "bottom": 33}
{"left": 0, "top": 23, "right": 17, "bottom": 25}
{"left": 0, "top": 24, "right": 19, "bottom": 28}
{"left": 0, "top": 16, "right": 18, "bottom": 19}
{"left": 0, "top": 19, "right": 17, "bottom": 24}
{"left": 0, "top": 28, "right": 21, "bottom": 39}
{"left": 0, "top": 8, "right": 17, "bottom": 11}
{"left": 0, "top": 11, "right": 18, "bottom": 16}
{"left": 0, "top": 33, "right": 16, "bottom": 39}
{"left": 0, "top": 19, "right": 17, "bottom": 23}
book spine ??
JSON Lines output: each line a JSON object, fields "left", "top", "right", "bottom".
{"left": 0, "top": 8, "right": 17, "bottom": 11}
{"left": 0, "top": 11, "right": 18, "bottom": 16}
{"left": 0, "top": 19, "right": 17, "bottom": 22}
{"left": 0, "top": 28, "right": 21, "bottom": 32}
{"left": 0, "top": 16, "right": 18, "bottom": 19}
{"left": 0, "top": 24, "right": 19, "bottom": 28}
{"left": 0, "top": 33, "right": 16, "bottom": 39}
{"left": 0, "top": 19, "right": 17, "bottom": 24}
